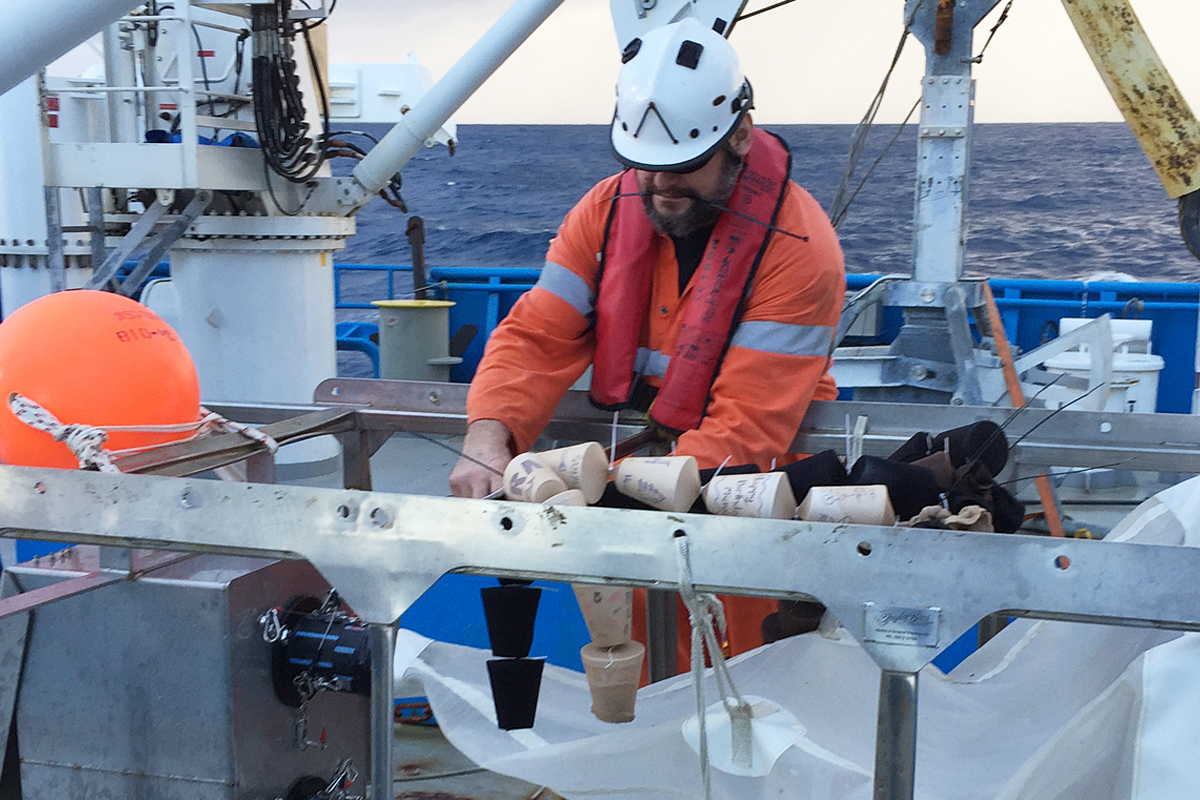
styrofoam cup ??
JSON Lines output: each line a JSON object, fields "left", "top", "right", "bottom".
{"left": 612, "top": 456, "right": 701, "bottom": 512}
{"left": 797, "top": 484, "right": 895, "bottom": 526}
{"left": 703, "top": 472, "right": 797, "bottom": 519}
{"left": 504, "top": 452, "right": 569, "bottom": 502}
{"left": 545, "top": 488, "right": 588, "bottom": 506}
{"left": 537, "top": 442, "right": 609, "bottom": 504}
{"left": 572, "top": 584, "right": 633, "bottom": 648}
{"left": 581, "top": 640, "right": 645, "bottom": 723}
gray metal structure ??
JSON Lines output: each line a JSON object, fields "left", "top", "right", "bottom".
{"left": 2, "top": 381, "right": 1200, "bottom": 800}
{"left": 2, "top": 551, "right": 369, "bottom": 799}
{"left": 837, "top": 1, "right": 1004, "bottom": 407}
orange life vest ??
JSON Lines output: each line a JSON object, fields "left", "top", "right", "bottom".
{"left": 589, "top": 129, "right": 792, "bottom": 434}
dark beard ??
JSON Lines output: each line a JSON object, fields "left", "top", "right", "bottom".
{"left": 641, "top": 152, "right": 742, "bottom": 237}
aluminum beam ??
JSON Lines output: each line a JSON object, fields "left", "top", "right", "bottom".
{"left": 2, "top": 465, "right": 1200, "bottom": 676}
{"left": 308, "top": 382, "right": 1200, "bottom": 475}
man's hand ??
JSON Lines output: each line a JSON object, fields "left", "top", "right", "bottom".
{"left": 449, "top": 419, "right": 516, "bottom": 498}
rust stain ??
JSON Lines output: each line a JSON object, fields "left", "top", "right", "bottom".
{"left": 393, "top": 760, "right": 433, "bottom": 778}
{"left": 1061, "top": 0, "right": 1200, "bottom": 197}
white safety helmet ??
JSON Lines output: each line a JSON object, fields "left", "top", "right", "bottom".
{"left": 611, "top": 18, "right": 752, "bottom": 173}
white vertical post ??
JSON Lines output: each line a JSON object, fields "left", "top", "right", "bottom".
{"left": 103, "top": 22, "right": 139, "bottom": 144}
{"left": 176, "top": 0, "right": 199, "bottom": 187}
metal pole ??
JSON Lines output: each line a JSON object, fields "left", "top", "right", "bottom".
{"left": 349, "top": 0, "right": 567, "bottom": 201}
{"left": 368, "top": 621, "right": 398, "bottom": 800}
{"left": 645, "top": 590, "right": 677, "bottom": 683}
{"left": 406, "top": 216, "right": 426, "bottom": 300}
{"left": 102, "top": 22, "right": 137, "bottom": 144}
{"left": 0, "top": 0, "right": 145, "bottom": 97}
{"left": 873, "top": 670, "right": 918, "bottom": 800}
{"left": 176, "top": 0, "right": 199, "bottom": 188}
{"left": 43, "top": 186, "right": 65, "bottom": 294}
{"left": 87, "top": 187, "right": 106, "bottom": 269}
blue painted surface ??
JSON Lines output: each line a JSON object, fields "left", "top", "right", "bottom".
{"left": 932, "top": 625, "right": 979, "bottom": 674}
{"left": 335, "top": 321, "right": 380, "bottom": 377}
{"left": 338, "top": 265, "right": 1200, "bottom": 412}
{"left": 426, "top": 267, "right": 539, "bottom": 383}
{"left": 844, "top": 275, "right": 1198, "bottom": 414}
{"left": 401, "top": 574, "right": 590, "bottom": 671}
{"left": 13, "top": 540, "right": 69, "bottom": 564}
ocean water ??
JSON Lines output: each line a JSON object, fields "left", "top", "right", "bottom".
{"left": 334, "top": 123, "right": 1199, "bottom": 284}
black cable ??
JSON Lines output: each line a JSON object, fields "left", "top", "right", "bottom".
{"left": 232, "top": 29, "right": 250, "bottom": 96}
{"left": 251, "top": 0, "right": 329, "bottom": 184}
{"left": 191, "top": 24, "right": 218, "bottom": 140}
{"left": 148, "top": 0, "right": 160, "bottom": 47}
{"left": 329, "top": 128, "right": 380, "bottom": 145}
{"left": 829, "top": 0, "right": 925, "bottom": 226}
{"left": 829, "top": 98, "right": 920, "bottom": 230}
{"left": 300, "top": 20, "right": 331, "bottom": 154}
{"left": 735, "top": 0, "right": 800, "bottom": 23}
{"left": 974, "top": 0, "right": 1014, "bottom": 62}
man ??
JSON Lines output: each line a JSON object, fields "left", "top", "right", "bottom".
{"left": 450, "top": 18, "right": 844, "bottom": 661}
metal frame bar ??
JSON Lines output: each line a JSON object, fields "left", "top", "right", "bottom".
{"left": 8, "top": 382, "right": 1198, "bottom": 800}
{"left": 301, "top": 380, "right": 1200, "bottom": 477}
{"left": 1, "top": 465, "right": 1199, "bottom": 800}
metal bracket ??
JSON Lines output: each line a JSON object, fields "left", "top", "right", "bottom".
{"left": 945, "top": 284, "right": 983, "bottom": 405}
{"left": 86, "top": 196, "right": 171, "bottom": 290}
{"left": 114, "top": 190, "right": 211, "bottom": 296}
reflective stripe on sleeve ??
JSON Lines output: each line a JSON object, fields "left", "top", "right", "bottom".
{"left": 634, "top": 347, "right": 671, "bottom": 378}
{"left": 535, "top": 261, "right": 595, "bottom": 319}
{"left": 729, "top": 320, "right": 834, "bottom": 357}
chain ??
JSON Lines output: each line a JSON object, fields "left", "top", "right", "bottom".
{"left": 293, "top": 700, "right": 327, "bottom": 751}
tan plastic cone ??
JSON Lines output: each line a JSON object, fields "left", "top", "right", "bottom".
{"left": 703, "top": 472, "right": 797, "bottom": 519}
{"left": 504, "top": 453, "right": 568, "bottom": 502}
{"left": 581, "top": 640, "right": 645, "bottom": 723}
{"left": 537, "top": 442, "right": 608, "bottom": 504}
{"left": 612, "top": 456, "right": 701, "bottom": 512}
{"left": 797, "top": 484, "right": 895, "bottom": 526}
{"left": 545, "top": 488, "right": 588, "bottom": 506}
{"left": 572, "top": 584, "right": 633, "bottom": 648}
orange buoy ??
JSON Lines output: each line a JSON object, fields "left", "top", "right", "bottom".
{"left": 0, "top": 290, "right": 200, "bottom": 468}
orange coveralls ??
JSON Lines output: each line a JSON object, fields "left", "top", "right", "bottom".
{"left": 467, "top": 171, "right": 845, "bottom": 670}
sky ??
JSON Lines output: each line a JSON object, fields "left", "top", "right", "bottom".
{"left": 322, "top": 0, "right": 1200, "bottom": 124}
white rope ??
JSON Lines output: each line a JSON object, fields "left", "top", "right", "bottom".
{"left": 675, "top": 533, "right": 753, "bottom": 799}
{"left": 203, "top": 408, "right": 280, "bottom": 454}
{"left": 8, "top": 392, "right": 121, "bottom": 473}
{"left": 7, "top": 393, "right": 280, "bottom": 471}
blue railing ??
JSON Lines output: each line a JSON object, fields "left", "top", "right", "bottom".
{"left": 333, "top": 262, "right": 415, "bottom": 309}
{"left": 119, "top": 263, "right": 1199, "bottom": 406}
{"left": 335, "top": 263, "right": 538, "bottom": 382}
{"left": 341, "top": 266, "right": 1199, "bottom": 411}
{"left": 844, "top": 276, "right": 1198, "bottom": 414}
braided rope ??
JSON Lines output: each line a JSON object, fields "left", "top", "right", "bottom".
{"left": 8, "top": 393, "right": 280, "bottom": 471}
{"left": 8, "top": 393, "right": 121, "bottom": 472}
{"left": 675, "top": 533, "right": 753, "bottom": 799}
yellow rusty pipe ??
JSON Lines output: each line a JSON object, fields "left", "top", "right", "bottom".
{"left": 1060, "top": 0, "right": 1200, "bottom": 199}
